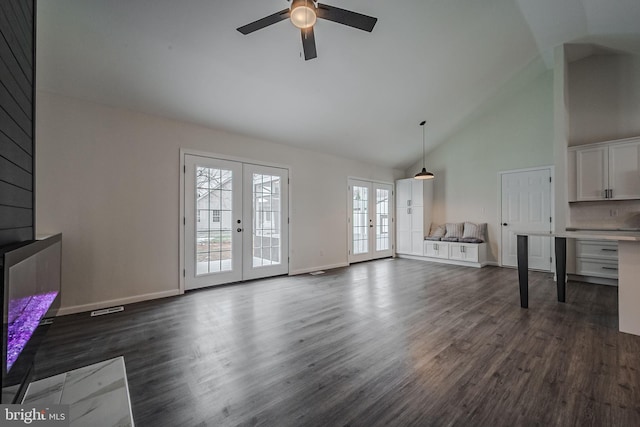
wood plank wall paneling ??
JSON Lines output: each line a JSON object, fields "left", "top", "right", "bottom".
{"left": 0, "top": 0, "right": 34, "bottom": 246}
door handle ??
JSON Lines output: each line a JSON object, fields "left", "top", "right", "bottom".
{"left": 237, "top": 228, "right": 242, "bottom": 232}
{"left": 502, "top": 223, "right": 508, "bottom": 226}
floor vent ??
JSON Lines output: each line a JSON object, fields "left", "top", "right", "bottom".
{"left": 309, "top": 271, "right": 325, "bottom": 275}
{"left": 39, "top": 318, "right": 54, "bottom": 326}
{"left": 91, "top": 306, "right": 124, "bottom": 317}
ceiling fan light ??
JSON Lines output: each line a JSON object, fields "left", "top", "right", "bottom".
{"left": 290, "top": 5, "right": 316, "bottom": 29}
{"left": 414, "top": 168, "right": 434, "bottom": 180}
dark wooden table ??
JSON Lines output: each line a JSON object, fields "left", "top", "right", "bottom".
{"left": 516, "top": 234, "right": 566, "bottom": 308}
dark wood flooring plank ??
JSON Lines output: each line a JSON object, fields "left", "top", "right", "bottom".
{"left": 34, "top": 260, "right": 640, "bottom": 426}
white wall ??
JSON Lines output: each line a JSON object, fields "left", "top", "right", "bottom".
{"left": 565, "top": 52, "right": 640, "bottom": 231}
{"left": 568, "top": 54, "right": 640, "bottom": 146}
{"left": 36, "top": 92, "right": 402, "bottom": 314}
{"left": 406, "top": 70, "right": 554, "bottom": 262}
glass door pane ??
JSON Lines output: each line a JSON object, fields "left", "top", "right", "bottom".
{"left": 376, "top": 187, "right": 390, "bottom": 251}
{"left": 195, "top": 166, "right": 234, "bottom": 274}
{"left": 242, "top": 164, "right": 289, "bottom": 281}
{"left": 252, "top": 173, "right": 281, "bottom": 267}
{"left": 373, "top": 182, "right": 393, "bottom": 258}
{"left": 352, "top": 185, "right": 369, "bottom": 255}
{"left": 185, "top": 155, "right": 242, "bottom": 290}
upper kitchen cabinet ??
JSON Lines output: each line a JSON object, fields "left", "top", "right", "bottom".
{"left": 569, "top": 136, "right": 640, "bottom": 202}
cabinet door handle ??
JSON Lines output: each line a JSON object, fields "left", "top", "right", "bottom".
{"left": 609, "top": 189, "right": 613, "bottom": 198}
{"left": 601, "top": 248, "right": 617, "bottom": 252}
{"left": 407, "top": 208, "right": 411, "bottom": 215}
{"left": 407, "top": 200, "right": 411, "bottom": 207}
{"left": 602, "top": 266, "right": 618, "bottom": 271}
{"left": 603, "top": 189, "right": 608, "bottom": 199}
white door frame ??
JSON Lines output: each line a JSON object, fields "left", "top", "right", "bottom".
{"left": 347, "top": 177, "right": 395, "bottom": 264}
{"left": 498, "top": 165, "right": 555, "bottom": 269}
{"left": 179, "top": 149, "right": 292, "bottom": 294}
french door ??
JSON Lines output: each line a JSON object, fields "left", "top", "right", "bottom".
{"left": 184, "top": 155, "right": 288, "bottom": 290}
{"left": 348, "top": 179, "right": 393, "bottom": 263}
{"left": 500, "top": 168, "right": 552, "bottom": 271}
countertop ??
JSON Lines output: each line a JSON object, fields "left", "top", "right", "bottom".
{"left": 515, "top": 229, "right": 640, "bottom": 241}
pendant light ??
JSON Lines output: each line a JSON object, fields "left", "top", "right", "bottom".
{"left": 414, "top": 120, "right": 434, "bottom": 180}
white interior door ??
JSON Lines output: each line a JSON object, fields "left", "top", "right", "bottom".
{"left": 242, "top": 164, "right": 289, "bottom": 281}
{"left": 185, "top": 155, "right": 289, "bottom": 290}
{"left": 348, "top": 179, "right": 393, "bottom": 263}
{"left": 500, "top": 168, "right": 552, "bottom": 271}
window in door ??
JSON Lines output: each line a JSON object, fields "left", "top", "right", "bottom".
{"left": 348, "top": 179, "right": 394, "bottom": 263}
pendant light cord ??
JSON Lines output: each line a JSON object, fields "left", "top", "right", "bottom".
{"left": 420, "top": 120, "right": 426, "bottom": 169}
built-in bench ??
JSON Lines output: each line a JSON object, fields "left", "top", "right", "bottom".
{"left": 397, "top": 222, "right": 488, "bottom": 268}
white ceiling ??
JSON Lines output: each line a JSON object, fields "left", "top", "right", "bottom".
{"left": 36, "top": 0, "right": 640, "bottom": 170}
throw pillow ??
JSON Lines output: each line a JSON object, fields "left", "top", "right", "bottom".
{"left": 444, "top": 222, "right": 464, "bottom": 239}
{"left": 462, "top": 222, "right": 487, "bottom": 242}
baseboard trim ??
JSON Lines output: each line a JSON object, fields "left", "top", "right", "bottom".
{"left": 397, "top": 254, "right": 485, "bottom": 269}
{"left": 568, "top": 274, "right": 618, "bottom": 287}
{"left": 290, "top": 262, "right": 349, "bottom": 275}
{"left": 56, "top": 289, "right": 181, "bottom": 316}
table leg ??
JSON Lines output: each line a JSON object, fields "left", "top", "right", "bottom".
{"left": 517, "top": 234, "right": 528, "bottom": 308}
{"left": 555, "top": 237, "right": 566, "bottom": 303}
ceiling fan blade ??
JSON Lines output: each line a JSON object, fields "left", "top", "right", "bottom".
{"left": 316, "top": 3, "right": 377, "bottom": 32}
{"left": 301, "top": 27, "right": 317, "bottom": 60}
{"left": 237, "top": 8, "right": 291, "bottom": 35}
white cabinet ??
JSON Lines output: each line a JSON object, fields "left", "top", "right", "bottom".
{"left": 395, "top": 178, "right": 432, "bottom": 256}
{"left": 575, "top": 239, "right": 618, "bottom": 281}
{"left": 609, "top": 141, "right": 640, "bottom": 199}
{"left": 570, "top": 137, "right": 640, "bottom": 201}
{"left": 575, "top": 146, "right": 608, "bottom": 201}
{"left": 449, "top": 243, "right": 480, "bottom": 262}
{"left": 422, "top": 241, "right": 487, "bottom": 267}
{"left": 424, "top": 241, "right": 449, "bottom": 259}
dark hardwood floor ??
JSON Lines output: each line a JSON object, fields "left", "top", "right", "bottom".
{"left": 34, "top": 259, "right": 640, "bottom": 426}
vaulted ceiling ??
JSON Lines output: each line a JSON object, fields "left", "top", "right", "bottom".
{"left": 37, "top": 0, "right": 640, "bottom": 169}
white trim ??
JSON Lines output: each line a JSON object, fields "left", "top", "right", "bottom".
{"left": 180, "top": 149, "right": 292, "bottom": 292}
{"left": 179, "top": 149, "right": 186, "bottom": 294}
{"left": 56, "top": 289, "right": 180, "bottom": 316}
{"left": 397, "top": 254, "right": 487, "bottom": 268}
{"left": 567, "top": 135, "right": 640, "bottom": 152}
{"left": 497, "top": 165, "right": 555, "bottom": 269}
{"left": 181, "top": 148, "right": 291, "bottom": 170}
{"left": 346, "top": 175, "right": 394, "bottom": 186}
{"left": 289, "top": 262, "right": 349, "bottom": 275}
{"left": 568, "top": 274, "right": 618, "bottom": 287}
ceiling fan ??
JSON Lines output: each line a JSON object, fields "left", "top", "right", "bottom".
{"left": 236, "top": 0, "right": 377, "bottom": 60}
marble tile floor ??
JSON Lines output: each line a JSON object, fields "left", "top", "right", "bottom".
{"left": 23, "top": 356, "right": 134, "bottom": 427}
